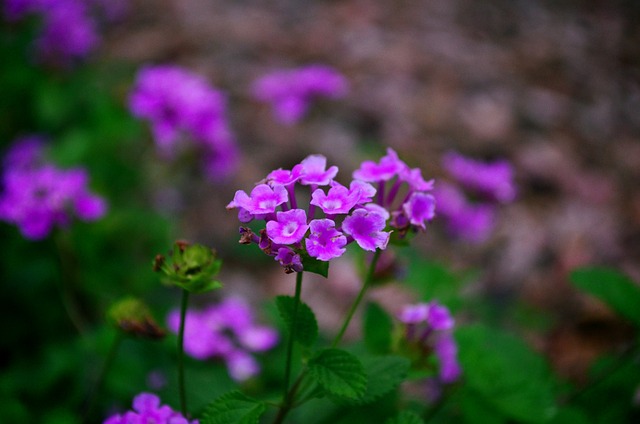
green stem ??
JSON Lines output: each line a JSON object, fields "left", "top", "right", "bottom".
{"left": 83, "top": 331, "right": 124, "bottom": 421}
{"left": 283, "top": 271, "right": 303, "bottom": 396}
{"left": 54, "top": 232, "right": 88, "bottom": 334}
{"left": 178, "top": 289, "right": 190, "bottom": 417}
{"left": 332, "top": 249, "right": 381, "bottom": 347}
{"left": 273, "top": 271, "right": 304, "bottom": 424}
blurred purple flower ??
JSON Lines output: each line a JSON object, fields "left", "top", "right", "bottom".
{"left": 129, "top": 65, "right": 239, "bottom": 180}
{"left": 103, "top": 392, "right": 198, "bottom": 424}
{"left": 433, "top": 181, "right": 496, "bottom": 243}
{"left": 167, "top": 297, "right": 278, "bottom": 382}
{"left": 5, "top": 0, "right": 102, "bottom": 61}
{"left": 0, "top": 137, "right": 106, "bottom": 240}
{"left": 398, "top": 301, "right": 461, "bottom": 385}
{"left": 252, "top": 64, "right": 348, "bottom": 125}
{"left": 442, "top": 151, "right": 516, "bottom": 203}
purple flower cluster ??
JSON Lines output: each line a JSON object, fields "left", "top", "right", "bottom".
{"left": 167, "top": 297, "right": 278, "bottom": 382}
{"left": 103, "top": 392, "right": 198, "bottom": 424}
{"left": 252, "top": 65, "right": 348, "bottom": 125}
{"left": 4, "top": 0, "right": 102, "bottom": 62}
{"left": 129, "top": 65, "right": 239, "bottom": 180}
{"left": 398, "top": 301, "right": 461, "bottom": 384}
{"left": 227, "top": 148, "right": 435, "bottom": 273}
{"left": 0, "top": 136, "right": 107, "bottom": 240}
{"left": 433, "top": 151, "right": 516, "bottom": 243}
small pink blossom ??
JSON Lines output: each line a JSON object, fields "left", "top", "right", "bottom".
{"left": 228, "top": 184, "right": 288, "bottom": 215}
{"left": 305, "top": 219, "right": 347, "bottom": 261}
{"left": 310, "top": 183, "right": 360, "bottom": 215}
{"left": 353, "top": 148, "right": 405, "bottom": 182}
{"left": 342, "top": 208, "right": 390, "bottom": 252}
{"left": 403, "top": 192, "right": 436, "bottom": 229}
{"left": 266, "top": 209, "right": 309, "bottom": 244}
{"left": 298, "top": 154, "right": 338, "bottom": 186}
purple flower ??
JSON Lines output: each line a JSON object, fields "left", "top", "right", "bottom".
{"left": 342, "top": 208, "right": 390, "bottom": 252}
{"left": 353, "top": 148, "right": 405, "bottom": 183}
{"left": 8, "top": 0, "right": 103, "bottom": 62}
{"left": 442, "top": 151, "right": 516, "bottom": 203}
{"left": 252, "top": 64, "right": 348, "bottom": 125}
{"left": 434, "top": 334, "right": 461, "bottom": 383}
{"left": 298, "top": 154, "right": 338, "bottom": 186}
{"left": 103, "top": 392, "right": 198, "bottom": 424}
{"left": 167, "top": 297, "right": 278, "bottom": 382}
{"left": 266, "top": 209, "right": 309, "bottom": 245}
{"left": 402, "top": 192, "right": 436, "bottom": 229}
{"left": 227, "top": 184, "right": 288, "bottom": 215}
{"left": 129, "top": 65, "right": 238, "bottom": 180}
{"left": 266, "top": 165, "right": 304, "bottom": 187}
{"left": 229, "top": 149, "right": 436, "bottom": 273}
{"left": 398, "top": 301, "right": 461, "bottom": 385}
{"left": 310, "top": 183, "right": 360, "bottom": 215}
{"left": 399, "top": 167, "right": 435, "bottom": 191}
{"left": 37, "top": 1, "right": 100, "bottom": 60}
{"left": 305, "top": 219, "right": 347, "bottom": 261}
{"left": 0, "top": 139, "right": 106, "bottom": 240}
{"left": 433, "top": 182, "right": 496, "bottom": 243}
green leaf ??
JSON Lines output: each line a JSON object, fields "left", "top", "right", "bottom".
{"left": 275, "top": 296, "right": 318, "bottom": 348}
{"left": 201, "top": 391, "right": 265, "bottom": 424}
{"left": 385, "top": 410, "right": 424, "bottom": 424}
{"left": 301, "top": 254, "right": 329, "bottom": 278}
{"left": 363, "top": 302, "right": 393, "bottom": 354}
{"left": 570, "top": 267, "right": 640, "bottom": 326}
{"left": 352, "top": 356, "right": 410, "bottom": 404}
{"left": 308, "top": 348, "right": 367, "bottom": 400}
{"left": 457, "top": 324, "right": 557, "bottom": 424}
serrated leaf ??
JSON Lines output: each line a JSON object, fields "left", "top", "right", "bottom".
{"left": 570, "top": 267, "right": 640, "bottom": 326}
{"left": 363, "top": 302, "right": 393, "bottom": 354}
{"left": 275, "top": 296, "right": 318, "bottom": 347}
{"left": 385, "top": 410, "right": 424, "bottom": 424}
{"left": 457, "top": 325, "right": 557, "bottom": 424}
{"left": 201, "top": 391, "right": 265, "bottom": 424}
{"left": 308, "top": 348, "right": 367, "bottom": 400}
{"left": 301, "top": 254, "right": 329, "bottom": 278}
{"left": 343, "top": 356, "right": 410, "bottom": 405}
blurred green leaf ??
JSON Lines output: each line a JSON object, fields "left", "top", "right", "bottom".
{"left": 355, "top": 356, "right": 410, "bottom": 405}
{"left": 202, "top": 391, "right": 265, "bottom": 424}
{"left": 363, "top": 302, "right": 393, "bottom": 354}
{"left": 301, "top": 254, "right": 329, "bottom": 278}
{"left": 385, "top": 410, "right": 424, "bottom": 424}
{"left": 570, "top": 267, "right": 640, "bottom": 326}
{"left": 457, "top": 324, "right": 557, "bottom": 424}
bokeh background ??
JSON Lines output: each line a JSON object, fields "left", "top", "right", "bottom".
{"left": 1, "top": 0, "right": 640, "bottom": 422}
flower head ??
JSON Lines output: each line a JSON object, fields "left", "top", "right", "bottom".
{"left": 298, "top": 154, "right": 339, "bottom": 186}
{"left": 0, "top": 138, "right": 106, "bottom": 240}
{"left": 167, "top": 297, "right": 278, "bottom": 381}
{"left": 310, "top": 183, "right": 360, "bottom": 215}
{"left": 252, "top": 64, "right": 348, "bottom": 125}
{"left": 398, "top": 301, "right": 460, "bottom": 385}
{"left": 103, "top": 392, "right": 198, "bottom": 424}
{"left": 442, "top": 151, "right": 516, "bottom": 203}
{"left": 129, "top": 65, "right": 238, "bottom": 179}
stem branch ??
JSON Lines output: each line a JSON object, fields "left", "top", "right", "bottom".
{"left": 178, "top": 289, "right": 190, "bottom": 417}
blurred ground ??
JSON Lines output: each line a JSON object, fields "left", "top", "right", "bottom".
{"left": 101, "top": 0, "right": 640, "bottom": 382}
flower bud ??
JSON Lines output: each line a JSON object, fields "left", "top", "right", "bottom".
{"left": 108, "top": 298, "right": 165, "bottom": 339}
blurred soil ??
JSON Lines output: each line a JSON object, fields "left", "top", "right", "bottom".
{"left": 101, "top": 0, "right": 640, "bottom": 382}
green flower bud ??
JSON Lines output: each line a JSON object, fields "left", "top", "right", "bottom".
{"left": 108, "top": 297, "right": 165, "bottom": 339}
{"left": 154, "top": 240, "right": 223, "bottom": 293}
